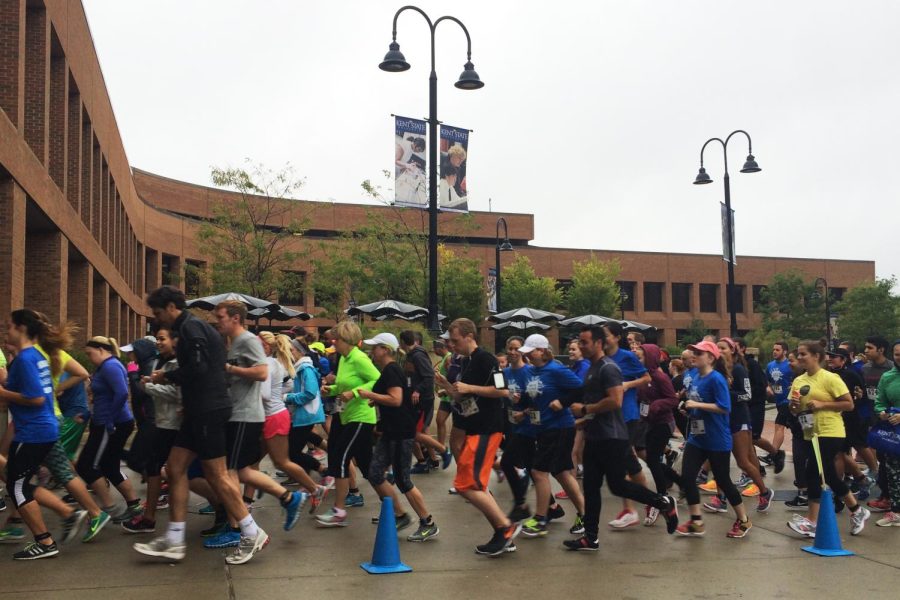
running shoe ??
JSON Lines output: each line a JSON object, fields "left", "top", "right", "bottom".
{"left": 850, "top": 506, "right": 871, "bottom": 536}
{"left": 741, "top": 483, "right": 761, "bottom": 497}
{"left": 134, "top": 536, "right": 186, "bottom": 561}
{"left": 321, "top": 476, "right": 336, "bottom": 490}
{"left": 122, "top": 515, "right": 156, "bottom": 534}
{"left": 834, "top": 497, "right": 845, "bottom": 514}
{"left": 316, "top": 508, "right": 348, "bottom": 527}
{"left": 695, "top": 470, "right": 709, "bottom": 484}
{"left": 698, "top": 480, "right": 718, "bottom": 494}
{"left": 702, "top": 496, "right": 728, "bottom": 514}
{"left": 644, "top": 506, "right": 659, "bottom": 526}
{"left": 855, "top": 485, "right": 871, "bottom": 502}
{"left": 665, "top": 448, "right": 680, "bottom": 468}
{"left": 660, "top": 496, "right": 679, "bottom": 534}
{"left": 156, "top": 496, "right": 169, "bottom": 510}
{"left": 0, "top": 524, "right": 26, "bottom": 542}
{"left": 13, "top": 541, "right": 59, "bottom": 560}
{"left": 198, "top": 503, "right": 216, "bottom": 515}
{"left": 726, "top": 518, "right": 752, "bottom": 538}
{"left": 608, "top": 509, "right": 639, "bottom": 529}
{"left": 474, "top": 523, "right": 521, "bottom": 556}
{"left": 448, "top": 487, "right": 459, "bottom": 495}
{"left": 61, "top": 494, "right": 77, "bottom": 505}
{"left": 309, "top": 448, "right": 327, "bottom": 461}
{"left": 441, "top": 449, "right": 453, "bottom": 470}
{"left": 785, "top": 494, "right": 809, "bottom": 511}
{"left": 345, "top": 492, "right": 365, "bottom": 508}
{"left": 521, "top": 517, "right": 548, "bottom": 537}
{"left": 112, "top": 503, "right": 143, "bottom": 524}
{"left": 508, "top": 505, "right": 531, "bottom": 523}
{"left": 576, "top": 464, "right": 584, "bottom": 479}
{"left": 225, "top": 527, "right": 269, "bottom": 565}
{"left": 757, "top": 488, "right": 774, "bottom": 513}
{"left": 82, "top": 511, "right": 111, "bottom": 543}
{"left": 675, "top": 521, "right": 705, "bottom": 537}
{"left": 429, "top": 458, "right": 442, "bottom": 470}
{"left": 867, "top": 497, "right": 890, "bottom": 512}
{"left": 204, "top": 530, "right": 240, "bottom": 549}
{"left": 61, "top": 509, "right": 88, "bottom": 544}
{"left": 773, "top": 450, "right": 786, "bottom": 474}
{"left": 309, "top": 485, "right": 328, "bottom": 514}
{"left": 283, "top": 491, "right": 308, "bottom": 532}
{"left": 563, "top": 535, "right": 599, "bottom": 551}
{"left": 570, "top": 515, "right": 585, "bottom": 535}
{"left": 395, "top": 513, "right": 413, "bottom": 531}
{"left": 555, "top": 490, "right": 569, "bottom": 500}
{"left": 787, "top": 516, "right": 816, "bottom": 538}
{"left": 410, "top": 462, "right": 431, "bottom": 475}
{"left": 734, "top": 473, "right": 752, "bottom": 488}
{"left": 851, "top": 475, "right": 874, "bottom": 495}
{"left": 758, "top": 454, "right": 774, "bottom": 466}
{"left": 876, "top": 511, "right": 900, "bottom": 527}
{"left": 547, "top": 503, "right": 566, "bottom": 522}
{"left": 407, "top": 521, "right": 439, "bottom": 542}
{"left": 201, "top": 521, "right": 229, "bottom": 537}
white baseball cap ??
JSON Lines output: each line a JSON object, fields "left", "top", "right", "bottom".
{"left": 363, "top": 332, "right": 399, "bottom": 351}
{"left": 519, "top": 334, "right": 550, "bottom": 354}
{"left": 120, "top": 344, "right": 134, "bottom": 353}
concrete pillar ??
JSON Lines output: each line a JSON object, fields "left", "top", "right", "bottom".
{"left": 24, "top": 230, "right": 68, "bottom": 323}
{"left": 0, "top": 178, "right": 26, "bottom": 329}
{"left": 91, "top": 277, "right": 108, "bottom": 338}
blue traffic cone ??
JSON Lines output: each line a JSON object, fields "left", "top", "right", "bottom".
{"left": 802, "top": 488, "right": 854, "bottom": 557}
{"left": 360, "top": 496, "right": 412, "bottom": 574}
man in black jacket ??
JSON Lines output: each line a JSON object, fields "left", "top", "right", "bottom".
{"left": 736, "top": 339, "right": 785, "bottom": 474}
{"left": 401, "top": 331, "right": 450, "bottom": 473}
{"left": 134, "top": 286, "right": 268, "bottom": 565}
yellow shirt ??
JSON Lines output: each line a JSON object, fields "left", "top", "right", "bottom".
{"left": 791, "top": 369, "right": 849, "bottom": 440}
{"left": 35, "top": 345, "right": 73, "bottom": 419}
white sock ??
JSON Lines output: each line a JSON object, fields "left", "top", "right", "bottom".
{"left": 167, "top": 521, "right": 185, "bottom": 545}
{"left": 239, "top": 514, "right": 259, "bottom": 538}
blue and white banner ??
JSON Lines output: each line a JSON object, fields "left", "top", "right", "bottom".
{"left": 394, "top": 116, "right": 427, "bottom": 208}
{"left": 439, "top": 124, "right": 470, "bottom": 213}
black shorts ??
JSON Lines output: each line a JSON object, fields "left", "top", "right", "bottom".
{"left": 775, "top": 404, "right": 792, "bottom": 427}
{"left": 148, "top": 428, "right": 180, "bottom": 477}
{"left": 174, "top": 407, "right": 231, "bottom": 461}
{"left": 533, "top": 428, "right": 575, "bottom": 475}
{"left": 749, "top": 402, "right": 766, "bottom": 440}
{"left": 729, "top": 402, "right": 751, "bottom": 435}
{"left": 627, "top": 419, "right": 648, "bottom": 451}
{"left": 226, "top": 421, "right": 264, "bottom": 471}
{"left": 327, "top": 421, "right": 375, "bottom": 479}
{"left": 418, "top": 399, "right": 435, "bottom": 430}
{"left": 842, "top": 412, "right": 870, "bottom": 451}
{"left": 7, "top": 441, "right": 55, "bottom": 508}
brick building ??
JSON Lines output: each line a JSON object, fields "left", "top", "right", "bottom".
{"left": 0, "top": 0, "right": 876, "bottom": 351}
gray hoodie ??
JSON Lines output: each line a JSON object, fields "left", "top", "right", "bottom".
{"left": 144, "top": 357, "right": 182, "bottom": 430}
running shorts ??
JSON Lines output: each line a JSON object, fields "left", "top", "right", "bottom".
{"left": 533, "top": 427, "right": 576, "bottom": 475}
{"left": 174, "top": 407, "right": 230, "bottom": 461}
{"left": 263, "top": 409, "right": 291, "bottom": 440}
{"left": 729, "top": 402, "right": 752, "bottom": 434}
{"left": 453, "top": 432, "right": 503, "bottom": 492}
{"left": 226, "top": 421, "right": 264, "bottom": 471}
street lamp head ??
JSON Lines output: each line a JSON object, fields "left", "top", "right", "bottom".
{"left": 740, "top": 154, "right": 761, "bottom": 173}
{"left": 379, "top": 41, "right": 410, "bottom": 72}
{"left": 499, "top": 240, "right": 514, "bottom": 252}
{"left": 693, "top": 166, "right": 713, "bottom": 185}
{"left": 454, "top": 61, "right": 484, "bottom": 90}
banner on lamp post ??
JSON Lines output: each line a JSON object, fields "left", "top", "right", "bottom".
{"left": 439, "top": 124, "right": 470, "bottom": 213}
{"left": 721, "top": 202, "right": 736, "bottom": 265}
{"left": 486, "top": 267, "right": 497, "bottom": 314}
{"left": 394, "top": 116, "right": 428, "bottom": 208}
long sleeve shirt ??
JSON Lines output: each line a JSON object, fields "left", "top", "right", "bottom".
{"left": 90, "top": 356, "right": 132, "bottom": 427}
{"left": 329, "top": 346, "right": 380, "bottom": 425}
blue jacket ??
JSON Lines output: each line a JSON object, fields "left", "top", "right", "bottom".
{"left": 285, "top": 357, "right": 325, "bottom": 427}
{"left": 90, "top": 357, "right": 132, "bottom": 428}
{"left": 526, "top": 360, "right": 584, "bottom": 430}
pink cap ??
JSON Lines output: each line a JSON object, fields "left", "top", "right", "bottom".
{"left": 687, "top": 340, "right": 721, "bottom": 360}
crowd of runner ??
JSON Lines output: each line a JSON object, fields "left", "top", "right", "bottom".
{"left": 1, "top": 285, "right": 899, "bottom": 562}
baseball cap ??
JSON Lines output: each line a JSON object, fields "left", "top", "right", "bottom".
{"left": 826, "top": 347, "right": 851, "bottom": 361}
{"left": 120, "top": 344, "right": 134, "bottom": 353}
{"left": 687, "top": 340, "right": 721, "bottom": 360}
{"left": 439, "top": 331, "right": 450, "bottom": 340}
{"left": 363, "top": 332, "right": 399, "bottom": 351}
{"left": 309, "top": 342, "right": 326, "bottom": 354}
{"left": 520, "top": 334, "right": 551, "bottom": 354}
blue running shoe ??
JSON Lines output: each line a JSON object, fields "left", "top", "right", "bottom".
{"left": 283, "top": 491, "right": 308, "bottom": 531}
{"left": 204, "top": 530, "right": 240, "bottom": 549}
{"left": 345, "top": 493, "right": 364, "bottom": 508}
{"left": 198, "top": 504, "right": 216, "bottom": 516}
{"left": 441, "top": 449, "right": 453, "bottom": 470}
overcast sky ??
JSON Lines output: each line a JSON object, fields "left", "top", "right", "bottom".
{"left": 83, "top": 0, "right": 899, "bottom": 284}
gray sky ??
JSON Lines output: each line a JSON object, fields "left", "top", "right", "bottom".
{"left": 83, "top": 0, "right": 899, "bottom": 283}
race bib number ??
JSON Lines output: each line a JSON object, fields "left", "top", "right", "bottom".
{"left": 458, "top": 396, "right": 479, "bottom": 417}
{"left": 529, "top": 410, "right": 542, "bottom": 425}
{"left": 333, "top": 399, "right": 344, "bottom": 413}
{"left": 773, "top": 384, "right": 783, "bottom": 395}
{"left": 867, "top": 387, "right": 878, "bottom": 401}
{"left": 690, "top": 418, "right": 706, "bottom": 436}
{"left": 798, "top": 410, "right": 815, "bottom": 432}
{"left": 640, "top": 402, "right": 650, "bottom": 418}
{"left": 507, "top": 408, "right": 518, "bottom": 424}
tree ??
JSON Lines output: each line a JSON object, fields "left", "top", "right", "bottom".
{"left": 438, "top": 245, "right": 486, "bottom": 323}
{"left": 756, "top": 270, "right": 827, "bottom": 340}
{"left": 197, "top": 161, "right": 308, "bottom": 301}
{"left": 744, "top": 328, "right": 799, "bottom": 364}
{"left": 500, "top": 255, "right": 563, "bottom": 312}
{"left": 680, "top": 319, "right": 712, "bottom": 346}
{"left": 564, "top": 255, "right": 621, "bottom": 317}
{"left": 834, "top": 277, "right": 900, "bottom": 347}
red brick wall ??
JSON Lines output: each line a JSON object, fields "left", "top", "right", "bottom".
{"left": 24, "top": 4, "right": 48, "bottom": 164}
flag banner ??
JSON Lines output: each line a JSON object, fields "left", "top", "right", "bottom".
{"left": 487, "top": 267, "right": 498, "bottom": 313}
{"left": 439, "top": 124, "right": 470, "bottom": 212}
{"left": 721, "top": 202, "right": 736, "bottom": 265}
{"left": 394, "top": 116, "right": 427, "bottom": 208}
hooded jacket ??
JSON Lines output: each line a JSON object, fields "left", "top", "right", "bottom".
{"left": 637, "top": 344, "right": 678, "bottom": 426}
{"left": 404, "top": 345, "right": 435, "bottom": 405}
{"left": 129, "top": 338, "right": 159, "bottom": 424}
{"left": 285, "top": 357, "right": 325, "bottom": 427}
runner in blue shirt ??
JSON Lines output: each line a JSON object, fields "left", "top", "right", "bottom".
{"left": 764, "top": 342, "right": 794, "bottom": 466}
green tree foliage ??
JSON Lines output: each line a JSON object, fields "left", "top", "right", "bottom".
{"left": 756, "top": 270, "right": 828, "bottom": 340}
{"left": 198, "top": 161, "right": 308, "bottom": 301}
{"left": 500, "top": 255, "right": 563, "bottom": 312}
{"left": 680, "top": 319, "right": 712, "bottom": 346}
{"left": 834, "top": 277, "right": 900, "bottom": 347}
{"left": 744, "top": 328, "right": 799, "bottom": 364}
{"left": 438, "top": 245, "right": 487, "bottom": 324}
{"left": 563, "top": 255, "right": 621, "bottom": 317}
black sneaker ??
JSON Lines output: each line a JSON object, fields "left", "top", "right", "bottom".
{"left": 759, "top": 465, "right": 767, "bottom": 477}
{"left": 563, "top": 535, "right": 599, "bottom": 551}
{"left": 785, "top": 494, "right": 809, "bottom": 511}
{"left": 758, "top": 454, "right": 774, "bottom": 466}
{"left": 61, "top": 494, "right": 77, "bottom": 505}
{"left": 474, "top": 523, "right": 520, "bottom": 556}
{"left": 395, "top": 513, "right": 413, "bottom": 531}
{"left": 834, "top": 497, "right": 845, "bottom": 514}
{"left": 661, "top": 495, "right": 679, "bottom": 534}
{"left": 547, "top": 503, "right": 566, "bottom": 522}
{"left": 201, "top": 521, "right": 229, "bottom": 537}
{"left": 13, "top": 541, "right": 59, "bottom": 560}
{"left": 508, "top": 505, "right": 531, "bottom": 523}
{"left": 773, "top": 450, "right": 786, "bottom": 474}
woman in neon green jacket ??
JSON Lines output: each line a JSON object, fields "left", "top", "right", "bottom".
{"left": 875, "top": 340, "right": 900, "bottom": 527}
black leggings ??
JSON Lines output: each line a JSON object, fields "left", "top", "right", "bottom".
{"left": 500, "top": 433, "right": 536, "bottom": 507}
{"left": 6, "top": 441, "right": 55, "bottom": 508}
{"left": 805, "top": 436, "right": 850, "bottom": 502}
{"left": 288, "top": 425, "right": 325, "bottom": 474}
{"left": 76, "top": 421, "right": 135, "bottom": 486}
{"left": 791, "top": 419, "right": 809, "bottom": 489}
{"left": 582, "top": 438, "right": 670, "bottom": 539}
{"left": 645, "top": 422, "right": 681, "bottom": 494}
{"left": 681, "top": 443, "right": 743, "bottom": 507}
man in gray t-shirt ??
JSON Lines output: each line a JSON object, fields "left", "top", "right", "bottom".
{"left": 227, "top": 330, "right": 267, "bottom": 424}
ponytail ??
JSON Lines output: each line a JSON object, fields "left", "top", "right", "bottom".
{"left": 273, "top": 334, "right": 296, "bottom": 379}
{"left": 11, "top": 309, "right": 78, "bottom": 377}
{"left": 87, "top": 336, "right": 120, "bottom": 358}
{"left": 713, "top": 356, "right": 729, "bottom": 380}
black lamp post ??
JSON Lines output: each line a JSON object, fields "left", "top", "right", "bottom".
{"left": 379, "top": 6, "right": 484, "bottom": 334}
{"left": 693, "top": 130, "right": 761, "bottom": 338}
{"left": 494, "top": 217, "right": 513, "bottom": 350}
{"left": 814, "top": 277, "right": 832, "bottom": 350}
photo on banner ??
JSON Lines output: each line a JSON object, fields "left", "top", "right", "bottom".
{"left": 439, "top": 124, "right": 470, "bottom": 213}
{"left": 394, "top": 116, "right": 427, "bottom": 208}
{"left": 486, "top": 267, "right": 497, "bottom": 314}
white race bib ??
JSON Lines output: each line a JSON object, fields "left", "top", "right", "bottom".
{"left": 690, "top": 418, "right": 706, "bottom": 436}
{"left": 867, "top": 387, "right": 878, "bottom": 401}
{"left": 798, "top": 410, "right": 815, "bottom": 432}
{"left": 529, "top": 410, "right": 542, "bottom": 425}
{"left": 773, "top": 384, "right": 783, "bottom": 395}
{"left": 458, "top": 396, "right": 479, "bottom": 417}
{"left": 640, "top": 402, "right": 650, "bottom": 418}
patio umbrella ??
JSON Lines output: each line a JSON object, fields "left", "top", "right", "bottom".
{"left": 248, "top": 305, "right": 312, "bottom": 322}
{"left": 374, "top": 312, "right": 446, "bottom": 322}
{"left": 559, "top": 314, "right": 619, "bottom": 327}
{"left": 186, "top": 292, "right": 278, "bottom": 312}
{"left": 619, "top": 319, "right": 656, "bottom": 332}
{"left": 346, "top": 299, "right": 429, "bottom": 320}
{"left": 490, "top": 320, "right": 551, "bottom": 331}
{"left": 489, "top": 307, "right": 565, "bottom": 323}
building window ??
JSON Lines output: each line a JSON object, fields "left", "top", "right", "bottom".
{"left": 671, "top": 283, "right": 691, "bottom": 313}
{"left": 161, "top": 254, "right": 180, "bottom": 286}
{"left": 699, "top": 284, "right": 719, "bottom": 313}
{"left": 184, "top": 260, "right": 204, "bottom": 298}
{"left": 831, "top": 287, "right": 846, "bottom": 302}
{"left": 617, "top": 281, "right": 635, "bottom": 312}
{"left": 643, "top": 282, "right": 663, "bottom": 312}
{"left": 279, "top": 271, "right": 306, "bottom": 307}
{"left": 752, "top": 285, "right": 767, "bottom": 313}
{"left": 675, "top": 329, "right": 689, "bottom": 346}
{"left": 727, "top": 284, "right": 745, "bottom": 314}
